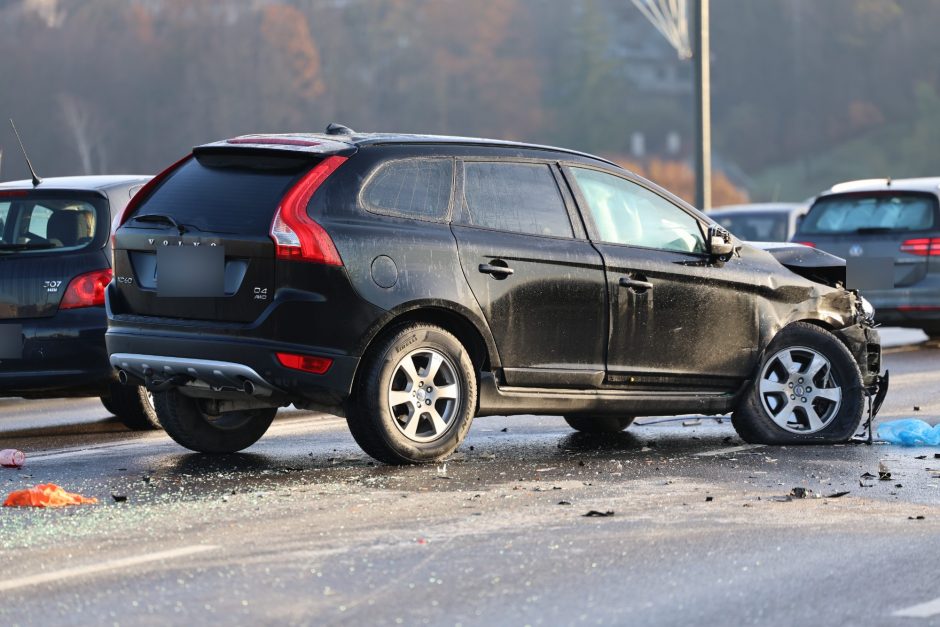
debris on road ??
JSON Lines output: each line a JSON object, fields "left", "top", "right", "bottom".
{"left": 3, "top": 484, "right": 98, "bottom": 508}
{"left": 682, "top": 419, "right": 702, "bottom": 427}
{"left": 908, "top": 515, "right": 926, "bottom": 520}
{"left": 878, "top": 462, "right": 892, "bottom": 481}
{"left": 582, "top": 510, "right": 615, "bottom": 517}
{"left": 824, "top": 491, "right": 850, "bottom": 499}
{"left": 0, "top": 449, "right": 25, "bottom": 468}
{"left": 878, "top": 419, "right": 940, "bottom": 446}
{"left": 111, "top": 493, "right": 128, "bottom": 503}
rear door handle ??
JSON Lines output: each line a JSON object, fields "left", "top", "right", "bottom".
{"left": 619, "top": 277, "right": 653, "bottom": 291}
{"left": 479, "top": 263, "right": 514, "bottom": 277}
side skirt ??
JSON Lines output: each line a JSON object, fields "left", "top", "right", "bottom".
{"left": 476, "top": 372, "right": 743, "bottom": 417}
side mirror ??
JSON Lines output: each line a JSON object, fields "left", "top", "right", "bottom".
{"left": 707, "top": 224, "right": 735, "bottom": 259}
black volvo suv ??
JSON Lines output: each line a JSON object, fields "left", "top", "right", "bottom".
{"left": 107, "top": 128, "right": 884, "bottom": 463}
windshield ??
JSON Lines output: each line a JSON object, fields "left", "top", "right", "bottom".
{"left": 713, "top": 211, "right": 790, "bottom": 242}
{"left": 0, "top": 194, "right": 104, "bottom": 254}
{"left": 801, "top": 192, "right": 937, "bottom": 235}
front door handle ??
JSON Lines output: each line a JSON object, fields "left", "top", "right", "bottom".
{"left": 479, "top": 263, "right": 514, "bottom": 277}
{"left": 619, "top": 277, "right": 653, "bottom": 291}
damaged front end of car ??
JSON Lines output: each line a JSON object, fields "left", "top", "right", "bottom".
{"left": 752, "top": 242, "right": 889, "bottom": 432}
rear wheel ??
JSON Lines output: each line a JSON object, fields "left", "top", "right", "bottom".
{"left": 153, "top": 388, "right": 277, "bottom": 453}
{"left": 732, "top": 322, "right": 864, "bottom": 444}
{"left": 102, "top": 383, "right": 161, "bottom": 430}
{"left": 563, "top": 415, "right": 635, "bottom": 434}
{"left": 345, "top": 323, "right": 477, "bottom": 465}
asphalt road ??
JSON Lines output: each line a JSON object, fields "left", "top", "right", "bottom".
{"left": 0, "top": 331, "right": 939, "bottom": 626}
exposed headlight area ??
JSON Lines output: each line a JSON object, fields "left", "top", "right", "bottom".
{"left": 860, "top": 296, "right": 876, "bottom": 323}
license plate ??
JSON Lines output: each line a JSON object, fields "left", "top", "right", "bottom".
{"left": 0, "top": 324, "right": 23, "bottom": 359}
{"left": 156, "top": 246, "right": 225, "bottom": 297}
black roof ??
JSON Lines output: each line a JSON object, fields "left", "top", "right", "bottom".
{"left": 197, "top": 131, "right": 619, "bottom": 168}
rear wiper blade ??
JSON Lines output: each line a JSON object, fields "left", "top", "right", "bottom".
{"left": 0, "top": 242, "right": 58, "bottom": 252}
{"left": 130, "top": 214, "right": 187, "bottom": 235}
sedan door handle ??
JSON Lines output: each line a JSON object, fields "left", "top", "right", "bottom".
{"left": 479, "top": 263, "right": 514, "bottom": 277}
{"left": 619, "top": 277, "right": 653, "bottom": 291}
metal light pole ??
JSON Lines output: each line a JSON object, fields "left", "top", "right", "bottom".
{"left": 693, "top": 0, "right": 712, "bottom": 211}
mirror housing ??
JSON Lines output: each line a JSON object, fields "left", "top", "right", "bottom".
{"left": 707, "top": 224, "right": 735, "bottom": 260}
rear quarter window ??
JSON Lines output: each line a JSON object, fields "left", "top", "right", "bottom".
{"left": 360, "top": 158, "right": 454, "bottom": 221}
{"left": 461, "top": 162, "right": 573, "bottom": 238}
{"left": 801, "top": 192, "right": 938, "bottom": 235}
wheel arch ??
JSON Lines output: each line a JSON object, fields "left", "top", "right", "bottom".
{"left": 353, "top": 301, "right": 499, "bottom": 386}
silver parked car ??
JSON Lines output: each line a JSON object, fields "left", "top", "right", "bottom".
{"left": 794, "top": 177, "right": 940, "bottom": 340}
{"left": 708, "top": 203, "right": 808, "bottom": 243}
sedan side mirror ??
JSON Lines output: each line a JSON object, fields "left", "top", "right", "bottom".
{"left": 707, "top": 224, "right": 735, "bottom": 259}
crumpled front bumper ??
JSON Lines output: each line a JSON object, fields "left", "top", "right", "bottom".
{"left": 833, "top": 323, "right": 882, "bottom": 388}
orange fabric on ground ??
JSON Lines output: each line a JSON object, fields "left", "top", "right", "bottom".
{"left": 3, "top": 483, "right": 98, "bottom": 508}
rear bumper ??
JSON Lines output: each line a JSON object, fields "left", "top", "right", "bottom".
{"left": 0, "top": 307, "right": 113, "bottom": 397}
{"left": 863, "top": 282, "right": 940, "bottom": 329}
{"left": 106, "top": 329, "right": 359, "bottom": 406}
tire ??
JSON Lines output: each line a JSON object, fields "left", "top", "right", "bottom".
{"left": 345, "top": 323, "right": 477, "bottom": 465}
{"left": 152, "top": 388, "right": 277, "bottom": 453}
{"left": 732, "top": 322, "right": 864, "bottom": 445}
{"left": 563, "top": 415, "right": 635, "bottom": 434}
{"left": 102, "top": 383, "right": 162, "bottom": 431}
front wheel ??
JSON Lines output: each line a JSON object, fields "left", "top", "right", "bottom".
{"left": 152, "top": 388, "right": 277, "bottom": 453}
{"left": 346, "top": 323, "right": 477, "bottom": 464}
{"left": 563, "top": 415, "right": 635, "bottom": 434}
{"left": 732, "top": 322, "right": 864, "bottom": 444}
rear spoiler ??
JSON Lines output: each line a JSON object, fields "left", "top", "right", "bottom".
{"left": 194, "top": 134, "right": 357, "bottom": 158}
{"left": 749, "top": 241, "right": 846, "bottom": 287}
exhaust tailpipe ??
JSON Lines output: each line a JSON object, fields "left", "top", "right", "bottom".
{"left": 118, "top": 370, "right": 129, "bottom": 385}
{"left": 243, "top": 380, "right": 255, "bottom": 396}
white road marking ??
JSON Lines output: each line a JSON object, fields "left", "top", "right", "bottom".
{"left": 893, "top": 597, "right": 940, "bottom": 618}
{"left": 0, "top": 545, "right": 218, "bottom": 593}
{"left": 694, "top": 444, "right": 765, "bottom": 457}
{"left": 25, "top": 415, "right": 345, "bottom": 463}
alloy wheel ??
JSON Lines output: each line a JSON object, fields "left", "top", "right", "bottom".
{"left": 758, "top": 345, "right": 842, "bottom": 434}
{"left": 387, "top": 348, "right": 461, "bottom": 443}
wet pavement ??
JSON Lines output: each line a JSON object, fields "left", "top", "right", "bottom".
{"left": 0, "top": 336, "right": 939, "bottom": 626}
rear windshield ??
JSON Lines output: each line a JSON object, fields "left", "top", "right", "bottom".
{"left": 131, "top": 153, "right": 313, "bottom": 234}
{"left": 0, "top": 194, "right": 103, "bottom": 255}
{"left": 713, "top": 211, "right": 790, "bottom": 242}
{"left": 801, "top": 192, "right": 938, "bottom": 235}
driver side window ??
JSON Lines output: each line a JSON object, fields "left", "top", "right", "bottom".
{"left": 570, "top": 167, "right": 705, "bottom": 254}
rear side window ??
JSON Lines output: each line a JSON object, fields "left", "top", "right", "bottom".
{"left": 801, "top": 192, "right": 938, "bottom": 235}
{"left": 361, "top": 159, "right": 453, "bottom": 221}
{"left": 131, "top": 153, "right": 311, "bottom": 235}
{"left": 462, "top": 162, "right": 573, "bottom": 238}
{"left": 0, "top": 196, "right": 102, "bottom": 255}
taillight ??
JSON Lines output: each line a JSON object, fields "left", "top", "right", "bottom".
{"left": 0, "top": 190, "right": 28, "bottom": 198}
{"left": 112, "top": 154, "right": 193, "bottom": 237}
{"left": 270, "top": 155, "right": 346, "bottom": 265}
{"left": 900, "top": 238, "right": 940, "bottom": 256}
{"left": 794, "top": 241, "right": 816, "bottom": 248}
{"left": 275, "top": 352, "right": 333, "bottom": 374}
{"left": 59, "top": 268, "right": 113, "bottom": 309}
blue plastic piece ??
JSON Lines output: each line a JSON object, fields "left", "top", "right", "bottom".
{"left": 877, "top": 419, "right": 940, "bottom": 446}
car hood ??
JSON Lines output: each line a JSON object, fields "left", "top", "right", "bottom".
{"left": 745, "top": 241, "right": 846, "bottom": 287}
